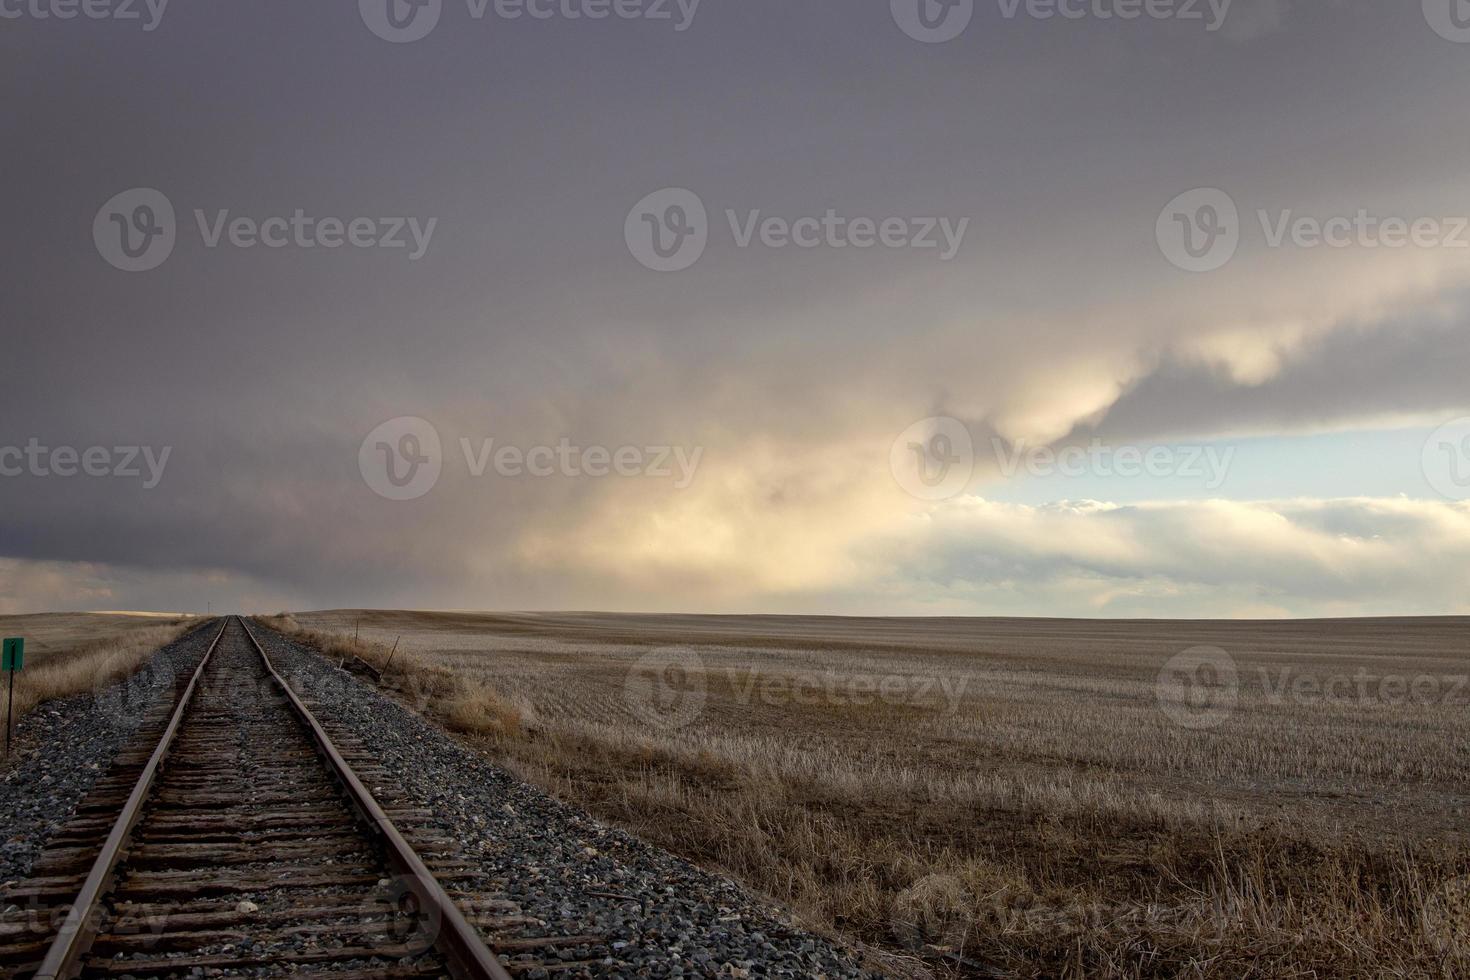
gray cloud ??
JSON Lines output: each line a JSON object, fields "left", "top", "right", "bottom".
{"left": 2, "top": 1, "right": 1469, "bottom": 614}
{"left": 1087, "top": 287, "right": 1470, "bottom": 443}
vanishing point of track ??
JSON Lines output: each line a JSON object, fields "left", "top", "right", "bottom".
{"left": 0, "top": 617, "right": 524, "bottom": 979}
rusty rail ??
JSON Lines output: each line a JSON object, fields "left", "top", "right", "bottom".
{"left": 32, "top": 617, "right": 228, "bottom": 980}
{"left": 238, "top": 616, "right": 515, "bottom": 980}
{"left": 32, "top": 616, "right": 513, "bottom": 980}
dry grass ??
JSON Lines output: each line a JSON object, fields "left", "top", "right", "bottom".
{"left": 271, "top": 610, "right": 1470, "bottom": 978}
{"left": 0, "top": 614, "right": 197, "bottom": 724}
{"left": 258, "top": 614, "right": 524, "bottom": 737}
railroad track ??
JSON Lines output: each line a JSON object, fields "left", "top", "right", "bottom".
{"left": 0, "top": 616, "right": 580, "bottom": 979}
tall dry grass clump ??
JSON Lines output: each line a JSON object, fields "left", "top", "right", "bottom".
{"left": 8, "top": 620, "right": 195, "bottom": 723}
{"left": 256, "top": 614, "right": 525, "bottom": 737}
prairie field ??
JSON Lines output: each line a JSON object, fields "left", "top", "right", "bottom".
{"left": 0, "top": 612, "right": 197, "bottom": 725}
{"left": 272, "top": 610, "right": 1470, "bottom": 978}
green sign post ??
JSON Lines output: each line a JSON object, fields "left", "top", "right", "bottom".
{"left": 3, "top": 638, "right": 22, "bottom": 757}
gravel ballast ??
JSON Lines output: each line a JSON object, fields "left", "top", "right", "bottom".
{"left": 251, "top": 621, "right": 882, "bottom": 979}
{"left": 0, "top": 620, "right": 219, "bottom": 886}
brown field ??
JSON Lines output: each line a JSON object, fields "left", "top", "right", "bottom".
{"left": 268, "top": 610, "right": 1470, "bottom": 978}
{"left": 0, "top": 612, "right": 196, "bottom": 725}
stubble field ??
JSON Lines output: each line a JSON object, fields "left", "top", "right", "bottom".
{"left": 270, "top": 610, "right": 1470, "bottom": 978}
{"left": 0, "top": 612, "right": 195, "bottom": 724}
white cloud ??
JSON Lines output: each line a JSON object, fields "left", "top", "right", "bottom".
{"left": 870, "top": 496, "right": 1470, "bottom": 617}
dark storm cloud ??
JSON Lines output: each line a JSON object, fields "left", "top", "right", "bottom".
{"left": 2, "top": 0, "right": 1469, "bottom": 613}
{"left": 1090, "top": 288, "right": 1470, "bottom": 442}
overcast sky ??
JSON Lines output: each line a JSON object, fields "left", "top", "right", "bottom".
{"left": 2, "top": 0, "right": 1468, "bottom": 617}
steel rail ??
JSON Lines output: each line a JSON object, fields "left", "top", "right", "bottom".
{"left": 238, "top": 616, "right": 515, "bottom": 980}
{"left": 33, "top": 617, "right": 229, "bottom": 980}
